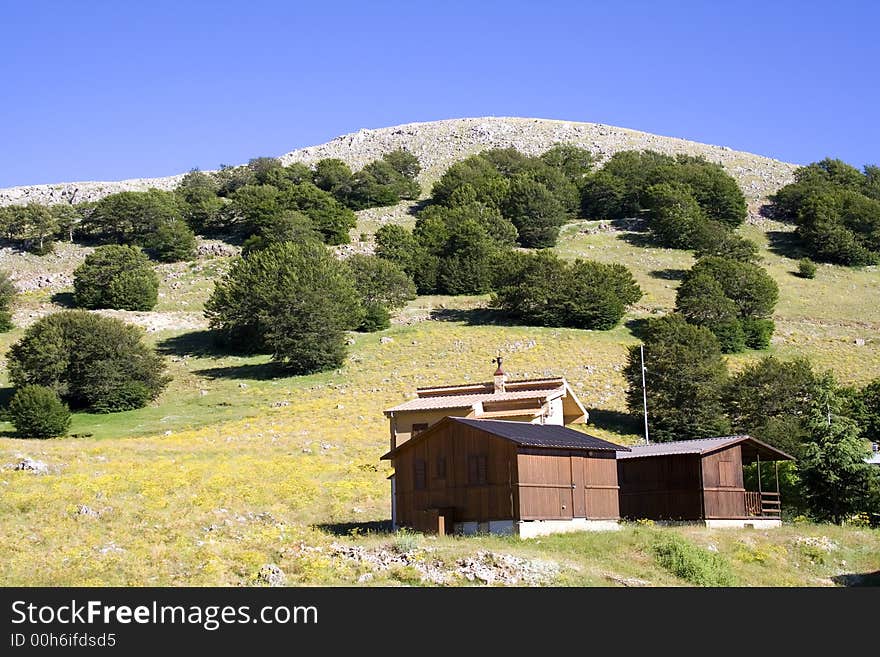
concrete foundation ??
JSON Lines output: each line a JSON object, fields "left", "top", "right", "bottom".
{"left": 455, "top": 518, "right": 619, "bottom": 538}
{"left": 704, "top": 518, "right": 782, "bottom": 529}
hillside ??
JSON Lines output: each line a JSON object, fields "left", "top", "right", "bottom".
{"left": 0, "top": 118, "right": 877, "bottom": 587}
{"left": 0, "top": 117, "right": 797, "bottom": 214}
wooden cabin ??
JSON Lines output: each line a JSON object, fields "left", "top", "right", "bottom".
{"left": 617, "top": 436, "right": 795, "bottom": 528}
{"left": 381, "top": 417, "right": 630, "bottom": 538}
{"left": 383, "top": 359, "right": 588, "bottom": 451}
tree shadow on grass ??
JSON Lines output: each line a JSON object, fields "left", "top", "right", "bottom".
{"left": 831, "top": 571, "right": 880, "bottom": 587}
{"left": 766, "top": 230, "right": 806, "bottom": 260}
{"left": 193, "top": 362, "right": 286, "bottom": 381}
{"left": 650, "top": 268, "right": 687, "bottom": 281}
{"left": 587, "top": 409, "right": 641, "bottom": 437}
{"left": 406, "top": 199, "right": 431, "bottom": 216}
{"left": 49, "top": 291, "right": 76, "bottom": 308}
{"left": 624, "top": 317, "right": 651, "bottom": 341}
{"left": 313, "top": 520, "right": 394, "bottom": 537}
{"left": 429, "top": 307, "right": 520, "bottom": 327}
{"left": 156, "top": 330, "right": 228, "bottom": 358}
{"left": 617, "top": 231, "right": 657, "bottom": 248}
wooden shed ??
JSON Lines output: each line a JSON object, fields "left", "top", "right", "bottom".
{"left": 617, "top": 436, "right": 795, "bottom": 528}
{"left": 380, "top": 417, "right": 630, "bottom": 538}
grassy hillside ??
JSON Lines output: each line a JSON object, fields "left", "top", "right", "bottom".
{"left": 0, "top": 122, "right": 878, "bottom": 586}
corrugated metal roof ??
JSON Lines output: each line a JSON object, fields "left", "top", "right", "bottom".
{"left": 416, "top": 377, "right": 565, "bottom": 395}
{"left": 619, "top": 435, "right": 759, "bottom": 459}
{"left": 384, "top": 388, "right": 562, "bottom": 414}
{"left": 453, "top": 418, "right": 629, "bottom": 452}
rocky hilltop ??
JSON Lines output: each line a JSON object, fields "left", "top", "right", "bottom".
{"left": 0, "top": 117, "right": 798, "bottom": 210}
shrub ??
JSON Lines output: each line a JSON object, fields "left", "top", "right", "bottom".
{"left": 501, "top": 174, "right": 567, "bottom": 248}
{"left": 360, "top": 303, "right": 391, "bottom": 332}
{"left": 653, "top": 535, "right": 736, "bottom": 586}
{"left": 82, "top": 189, "right": 182, "bottom": 246}
{"left": 147, "top": 220, "right": 197, "bottom": 262}
{"left": 493, "top": 251, "right": 642, "bottom": 330}
{"left": 313, "top": 159, "right": 354, "bottom": 196}
{"left": 624, "top": 314, "right": 730, "bottom": 442}
{"left": 345, "top": 254, "right": 416, "bottom": 331}
{"left": 73, "top": 245, "right": 159, "bottom": 311}
{"left": 676, "top": 257, "right": 778, "bottom": 352}
{"left": 240, "top": 211, "right": 322, "bottom": 255}
{"left": 280, "top": 182, "right": 357, "bottom": 244}
{"left": 723, "top": 356, "right": 819, "bottom": 457}
{"left": 797, "top": 257, "right": 817, "bottom": 278}
{"left": 175, "top": 169, "right": 224, "bottom": 234}
{"left": 7, "top": 310, "right": 169, "bottom": 413}
{"left": 0, "top": 269, "right": 15, "bottom": 332}
{"left": 7, "top": 385, "right": 71, "bottom": 438}
{"left": 204, "top": 242, "right": 363, "bottom": 373}
{"left": 742, "top": 318, "right": 775, "bottom": 349}
{"left": 643, "top": 182, "right": 707, "bottom": 248}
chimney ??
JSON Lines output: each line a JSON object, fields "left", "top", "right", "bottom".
{"left": 492, "top": 355, "right": 507, "bottom": 394}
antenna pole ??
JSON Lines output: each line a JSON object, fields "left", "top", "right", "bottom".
{"left": 640, "top": 344, "right": 650, "bottom": 445}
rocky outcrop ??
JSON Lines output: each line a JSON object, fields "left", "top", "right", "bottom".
{"left": 0, "top": 117, "right": 798, "bottom": 209}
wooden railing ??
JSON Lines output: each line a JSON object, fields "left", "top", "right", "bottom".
{"left": 745, "top": 491, "right": 781, "bottom": 517}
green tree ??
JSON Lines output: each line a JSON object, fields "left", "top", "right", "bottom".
{"left": 176, "top": 169, "right": 225, "bottom": 234}
{"left": 204, "top": 242, "right": 363, "bottom": 372}
{"left": 313, "top": 159, "right": 354, "bottom": 196}
{"left": 436, "top": 219, "right": 498, "bottom": 294}
{"left": 624, "top": 314, "right": 731, "bottom": 442}
{"left": 382, "top": 149, "right": 421, "bottom": 181}
{"left": 83, "top": 189, "right": 182, "bottom": 246}
{"left": 853, "top": 379, "right": 880, "bottom": 443}
{"left": 240, "top": 210, "right": 321, "bottom": 255}
{"left": 675, "top": 273, "right": 744, "bottom": 353}
{"left": 692, "top": 220, "right": 760, "bottom": 262}
{"left": 431, "top": 155, "right": 508, "bottom": 208}
{"left": 680, "top": 256, "right": 778, "bottom": 350}
{"left": 502, "top": 174, "right": 567, "bottom": 248}
{"left": 73, "top": 245, "right": 159, "bottom": 311}
{"left": 228, "top": 184, "right": 282, "bottom": 236}
{"left": 346, "top": 254, "right": 416, "bottom": 332}
{"left": 147, "top": 219, "right": 197, "bottom": 262}
{"left": 0, "top": 269, "right": 16, "bottom": 332}
{"left": 540, "top": 143, "right": 595, "bottom": 187}
{"left": 280, "top": 182, "right": 357, "bottom": 244}
{"left": 643, "top": 182, "right": 707, "bottom": 248}
{"left": 215, "top": 164, "right": 256, "bottom": 197}
{"left": 723, "top": 356, "right": 819, "bottom": 457}
{"left": 4, "top": 204, "right": 58, "bottom": 254}
{"left": 797, "top": 257, "right": 817, "bottom": 278}
{"left": 798, "top": 376, "right": 879, "bottom": 523}
{"left": 492, "top": 251, "right": 642, "bottom": 330}
{"left": 248, "top": 157, "right": 284, "bottom": 185}
{"left": 7, "top": 385, "right": 71, "bottom": 438}
{"left": 8, "top": 310, "right": 169, "bottom": 412}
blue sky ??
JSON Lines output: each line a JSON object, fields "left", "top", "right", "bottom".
{"left": 1, "top": 1, "right": 877, "bottom": 187}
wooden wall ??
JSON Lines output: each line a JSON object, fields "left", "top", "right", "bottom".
{"left": 618, "top": 454, "right": 703, "bottom": 520}
{"left": 392, "top": 422, "right": 519, "bottom": 529}
{"left": 392, "top": 423, "right": 622, "bottom": 530}
{"left": 517, "top": 449, "right": 619, "bottom": 520}
{"left": 701, "top": 445, "right": 746, "bottom": 519}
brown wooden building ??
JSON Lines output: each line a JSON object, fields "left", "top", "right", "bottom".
{"left": 381, "top": 417, "right": 630, "bottom": 537}
{"left": 383, "top": 362, "right": 588, "bottom": 451}
{"left": 617, "top": 436, "right": 795, "bottom": 528}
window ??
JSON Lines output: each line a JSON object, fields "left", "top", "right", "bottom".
{"left": 719, "top": 461, "right": 736, "bottom": 487}
{"left": 468, "top": 455, "right": 487, "bottom": 485}
{"left": 414, "top": 459, "right": 426, "bottom": 490}
{"left": 411, "top": 423, "right": 428, "bottom": 436}
{"left": 435, "top": 456, "right": 446, "bottom": 479}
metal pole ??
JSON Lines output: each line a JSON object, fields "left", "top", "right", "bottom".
{"left": 640, "top": 344, "right": 650, "bottom": 445}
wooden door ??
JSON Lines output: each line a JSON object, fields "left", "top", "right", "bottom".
{"left": 571, "top": 454, "right": 586, "bottom": 517}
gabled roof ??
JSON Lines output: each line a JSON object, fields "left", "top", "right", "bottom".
{"left": 383, "top": 388, "right": 561, "bottom": 413}
{"left": 383, "top": 376, "right": 588, "bottom": 423}
{"left": 618, "top": 435, "right": 795, "bottom": 462}
{"left": 381, "top": 417, "right": 629, "bottom": 460}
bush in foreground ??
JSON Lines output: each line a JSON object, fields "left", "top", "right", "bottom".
{"left": 8, "top": 310, "right": 169, "bottom": 413}
{"left": 653, "top": 534, "right": 736, "bottom": 586}
{"left": 7, "top": 385, "right": 71, "bottom": 438}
